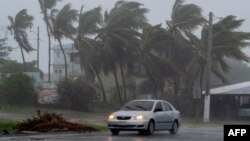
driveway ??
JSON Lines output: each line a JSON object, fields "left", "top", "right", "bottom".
{"left": 0, "top": 127, "right": 223, "bottom": 141}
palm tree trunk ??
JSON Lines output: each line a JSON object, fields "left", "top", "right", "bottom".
{"left": 143, "top": 62, "right": 159, "bottom": 98}
{"left": 38, "top": 2, "right": 53, "bottom": 82}
{"left": 119, "top": 61, "right": 127, "bottom": 102}
{"left": 95, "top": 69, "right": 108, "bottom": 103}
{"left": 113, "top": 65, "right": 123, "bottom": 104}
{"left": 46, "top": 25, "right": 51, "bottom": 82}
{"left": 174, "top": 75, "right": 180, "bottom": 108}
{"left": 20, "top": 46, "right": 26, "bottom": 71}
{"left": 57, "top": 38, "right": 68, "bottom": 80}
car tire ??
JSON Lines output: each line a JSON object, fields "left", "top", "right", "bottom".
{"left": 169, "top": 121, "right": 178, "bottom": 135}
{"left": 110, "top": 129, "right": 119, "bottom": 135}
{"left": 146, "top": 120, "right": 154, "bottom": 135}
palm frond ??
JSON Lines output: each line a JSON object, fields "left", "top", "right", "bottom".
{"left": 78, "top": 7, "right": 102, "bottom": 35}
{"left": 8, "top": 9, "right": 34, "bottom": 53}
{"left": 15, "top": 9, "right": 34, "bottom": 29}
{"left": 51, "top": 3, "right": 78, "bottom": 39}
{"left": 211, "top": 63, "right": 228, "bottom": 83}
{"left": 171, "top": 0, "right": 205, "bottom": 31}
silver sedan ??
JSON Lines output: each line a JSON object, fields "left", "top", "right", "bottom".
{"left": 107, "top": 99, "right": 181, "bottom": 135}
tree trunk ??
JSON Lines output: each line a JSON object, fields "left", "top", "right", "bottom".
{"left": 46, "top": 25, "right": 51, "bottom": 82}
{"left": 113, "top": 65, "right": 123, "bottom": 104}
{"left": 144, "top": 63, "right": 159, "bottom": 98}
{"left": 119, "top": 61, "right": 127, "bottom": 102}
{"left": 174, "top": 75, "right": 180, "bottom": 108}
{"left": 58, "top": 38, "right": 68, "bottom": 80}
{"left": 94, "top": 67, "right": 108, "bottom": 103}
{"left": 20, "top": 46, "right": 26, "bottom": 71}
{"left": 38, "top": 1, "right": 53, "bottom": 82}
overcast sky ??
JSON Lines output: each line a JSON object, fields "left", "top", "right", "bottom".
{"left": 0, "top": 0, "right": 250, "bottom": 73}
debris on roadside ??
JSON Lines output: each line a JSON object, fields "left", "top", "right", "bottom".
{"left": 16, "top": 110, "right": 98, "bottom": 133}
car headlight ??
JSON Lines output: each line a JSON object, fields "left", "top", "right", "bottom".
{"left": 108, "top": 114, "right": 115, "bottom": 120}
{"left": 134, "top": 115, "right": 145, "bottom": 120}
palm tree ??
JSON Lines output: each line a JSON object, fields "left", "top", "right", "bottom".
{"left": 208, "top": 15, "right": 250, "bottom": 71}
{"left": 167, "top": 0, "right": 205, "bottom": 32}
{"left": 38, "top": 0, "right": 60, "bottom": 82}
{"left": 75, "top": 6, "right": 108, "bottom": 103}
{"left": 180, "top": 15, "right": 250, "bottom": 117}
{"left": 8, "top": 9, "right": 34, "bottom": 70}
{"left": 139, "top": 24, "right": 182, "bottom": 98}
{"left": 97, "top": 0, "right": 148, "bottom": 104}
{"left": 50, "top": 3, "right": 78, "bottom": 80}
{"left": 166, "top": 0, "right": 205, "bottom": 96}
{"left": 187, "top": 15, "right": 250, "bottom": 92}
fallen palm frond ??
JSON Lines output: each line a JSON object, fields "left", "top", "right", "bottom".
{"left": 16, "top": 110, "right": 98, "bottom": 133}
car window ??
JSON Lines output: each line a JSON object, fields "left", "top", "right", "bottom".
{"left": 120, "top": 101, "right": 154, "bottom": 111}
{"left": 162, "top": 102, "right": 173, "bottom": 111}
{"left": 154, "top": 102, "right": 163, "bottom": 112}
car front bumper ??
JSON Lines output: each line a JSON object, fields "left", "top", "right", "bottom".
{"left": 107, "top": 120, "right": 149, "bottom": 130}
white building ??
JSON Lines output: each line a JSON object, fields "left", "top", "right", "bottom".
{"left": 51, "top": 44, "right": 84, "bottom": 82}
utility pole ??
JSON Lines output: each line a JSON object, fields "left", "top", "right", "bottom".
{"left": 37, "top": 26, "right": 40, "bottom": 70}
{"left": 203, "top": 12, "right": 213, "bottom": 122}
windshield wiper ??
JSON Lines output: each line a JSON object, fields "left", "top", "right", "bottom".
{"left": 125, "top": 106, "right": 135, "bottom": 110}
{"left": 135, "top": 105, "right": 147, "bottom": 111}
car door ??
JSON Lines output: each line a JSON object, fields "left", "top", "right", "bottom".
{"left": 153, "top": 102, "right": 165, "bottom": 130}
{"left": 162, "top": 102, "right": 175, "bottom": 129}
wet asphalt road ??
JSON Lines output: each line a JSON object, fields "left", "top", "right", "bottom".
{"left": 0, "top": 127, "right": 223, "bottom": 141}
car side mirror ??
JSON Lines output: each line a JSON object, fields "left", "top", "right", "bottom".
{"left": 154, "top": 108, "right": 162, "bottom": 112}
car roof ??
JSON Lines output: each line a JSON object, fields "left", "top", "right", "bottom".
{"left": 131, "top": 99, "right": 166, "bottom": 103}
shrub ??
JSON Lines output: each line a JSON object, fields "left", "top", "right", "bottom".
{"left": 0, "top": 73, "right": 37, "bottom": 106}
{"left": 57, "top": 79, "right": 96, "bottom": 111}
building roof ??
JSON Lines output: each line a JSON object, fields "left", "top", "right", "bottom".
{"left": 202, "top": 81, "right": 250, "bottom": 95}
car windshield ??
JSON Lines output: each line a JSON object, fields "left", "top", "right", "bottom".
{"left": 120, "top": 101, "right": 154, "bottom": 111}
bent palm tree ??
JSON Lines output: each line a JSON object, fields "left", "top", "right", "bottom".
{"left": 50, "top": 3, "right": 78, "bottom": 80}
{"left": 166, "top": 0, "right": 205, "bottom": 94}
{"left": 198, "top": 15, "right": 250, "bottom": 87}
{"left": 139, "top": 24, "right": 182, "bottom": 98}
{"left": 97, "top": 0, "right": 148, "bottom": 104}
{"left": 38, "top": 0, "right": 60, "bottom": 82}
{"left": 8, "top": 9, "right": 34, "bottom": 70}
{"left": 75, "top": 6, "right": 108, "bottom": 103}
{"left": 180, "top": 15, "right": 250, "bottom": 106}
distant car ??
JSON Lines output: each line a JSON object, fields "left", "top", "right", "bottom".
{"left": 107, "top": 99, "right": 181, "bottom": 135}
{"left": 238, "top": 104, "right": 250, "bottom": 117}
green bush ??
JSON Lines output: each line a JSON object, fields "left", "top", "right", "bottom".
{"left": 0, "top": 119, "right": 17, "bottom": 134}
{"left": 0, "top": 73, "right": 37, "bottom": 106}
{"left": 57, "top": 79, "right": 96, "bottom": 111}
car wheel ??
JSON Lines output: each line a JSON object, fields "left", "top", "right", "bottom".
{"left": 146, "top": 120, "right": 154, "bottom": 135}
{"left": 110, "top": 129, "right": 120, "bottom": 135}
{"left": 169, "top": 121, "right": 178, "bottom": 135}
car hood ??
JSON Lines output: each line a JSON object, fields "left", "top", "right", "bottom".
{"left": 113, "top": 110, "right": 152, "bottom": 117}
